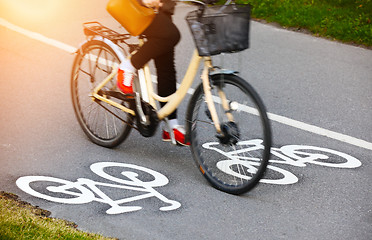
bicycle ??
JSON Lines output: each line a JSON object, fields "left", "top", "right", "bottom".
{"left": 71, "top": 0, "right": 272, "bottom": 195}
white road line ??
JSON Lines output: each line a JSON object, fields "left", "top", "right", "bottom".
{"left": 267, "top": 113, "right": 372, "bottom": 151}
{"left": 2, "top": 18, "right": 371, "bottom": 151}
{"left": 0, "top": 18, "right": 76, "bottom": 53}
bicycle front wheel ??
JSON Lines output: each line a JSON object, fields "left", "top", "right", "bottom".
{"left": 186, "top": 74, "right": 271, "bottom": 195}
{"left": 71, "top": 40, "right": 133, "bottom": 148}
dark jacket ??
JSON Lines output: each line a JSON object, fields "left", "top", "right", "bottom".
{"left": 160, "top": 0, "right": 176, "bottom": 15}
{"left": 137, "top": 0, "right": 176, "bottom": 15}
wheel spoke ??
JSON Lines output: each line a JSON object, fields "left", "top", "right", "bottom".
{"left": 71, "top": 40, "right": 133, "bottom": 148}
{"left": 187, "top": 74, "right": 271, "bottom": 194}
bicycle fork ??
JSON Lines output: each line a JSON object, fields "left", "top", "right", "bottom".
{"left": 201, "top": 57, "right": 234, "bottom": 135}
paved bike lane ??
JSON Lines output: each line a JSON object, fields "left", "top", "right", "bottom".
{"left": 1, "top": 1, "right": 372, "bottom": 240}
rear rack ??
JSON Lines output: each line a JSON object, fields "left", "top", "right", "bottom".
{"left": 83, "top": 21, "right": 131, "bottom": 43}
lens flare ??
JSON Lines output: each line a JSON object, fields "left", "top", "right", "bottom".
{"left": 1, "top": 0, "right": 61, "bottom": 23}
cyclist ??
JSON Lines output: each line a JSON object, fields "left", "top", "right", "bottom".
{"left": 116, "top": 0, "right": 190, "bottom": 146}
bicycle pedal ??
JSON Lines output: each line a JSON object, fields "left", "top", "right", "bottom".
{"left": 119, "top": 91, "right": 136, "bottom": 99}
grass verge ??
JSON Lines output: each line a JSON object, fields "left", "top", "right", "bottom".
{"left": 0, "top": 191, "right": 117, "bottom": 240}
{"left": 234, "top": 0, "right": 372, "bottom": 48}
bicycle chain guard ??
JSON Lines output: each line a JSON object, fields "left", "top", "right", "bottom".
{"left": 135, "top": 100, "right": 159, "bottom": 137}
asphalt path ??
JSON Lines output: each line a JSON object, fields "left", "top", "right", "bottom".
{"left": 1, "top": 1, "right": 372, "bottom": 239}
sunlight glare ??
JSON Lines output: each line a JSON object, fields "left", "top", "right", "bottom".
{"left": 2, "top": 0, "right": 61, "bottom": 22}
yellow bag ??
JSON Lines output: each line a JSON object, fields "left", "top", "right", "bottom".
{"left": 107, "top": 0, "right": 156, "bottom": 36}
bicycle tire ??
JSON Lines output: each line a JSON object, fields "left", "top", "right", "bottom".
{"left": 71, "top": 40, "right": 133, "bottom": 148}
{"left": 186, "top": 73, "right": 271, "bottom": 195}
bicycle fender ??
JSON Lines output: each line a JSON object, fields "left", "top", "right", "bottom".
{"left": 78, "top": 36, "right": 126, "bottom": 62}
{"left": 209, "top": 69, "right": 239, "bottom": 76}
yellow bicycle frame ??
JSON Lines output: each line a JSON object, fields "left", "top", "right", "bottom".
{"left": 91, "top": 49, "right": 234, "bottom": 134}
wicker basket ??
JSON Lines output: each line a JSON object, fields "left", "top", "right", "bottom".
{"left": 186, "top": 4, "right": 251, "bottom": 56}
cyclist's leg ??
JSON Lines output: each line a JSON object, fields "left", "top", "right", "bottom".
{"left": 154, "top": 50, "right": 191, "bottom": 145}
{"left": 130, "top": 12, "right": 180, "bottom": 69}
{"left": 118, "top": 12, "right": 180, "bottom": 94}
{"left": 129, "top": 12, "right": 188, "bottom": 144}
{"left": 155, "top": 49, "right": 177, "bottom": 119}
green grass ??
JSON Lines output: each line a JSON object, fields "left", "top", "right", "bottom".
{"left": 0, "top": 191, "right": 117, "bottom": 240}
{"left": 234, "top": 0, "right": 372, "bottom": 47}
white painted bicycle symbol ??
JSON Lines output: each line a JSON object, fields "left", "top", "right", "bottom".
{"left": 16, "top": 162, "right": 181, "bottom": 214}
{"left": 16, "top": 140, "right": 361, "bottom": 214}
{"left": 203, "top": 139, "right": 362, "bottom": 185}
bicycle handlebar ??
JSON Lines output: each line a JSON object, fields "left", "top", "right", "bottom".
{"left": 177, "top": 0, "right": 234, "bottom": 17}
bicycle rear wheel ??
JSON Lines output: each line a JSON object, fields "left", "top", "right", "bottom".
{"left": 186, "top": 73, "right": 271, "bottom": 195}
{"left": 71, "top": 40, "right": 133, "bottom": 148}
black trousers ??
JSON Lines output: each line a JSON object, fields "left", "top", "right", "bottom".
{"left": 131, "top": 12, "right": 181, "bottom": 119}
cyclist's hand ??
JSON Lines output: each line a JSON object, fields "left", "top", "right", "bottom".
{"left": 143, "top": 0, "right": 163, "bottom": 9}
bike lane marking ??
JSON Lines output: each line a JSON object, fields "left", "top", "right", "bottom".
{"left": 16, "top": 162, "right": 182, "bottom": 214}
{"left": 2, "top": 17, "right": 371, "bottom": 152}
{"left": 15, "top": 142, "right": 362, "bottom": 213}
{"left": 203, "top": 139, "right": 361, "bottom": 185}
